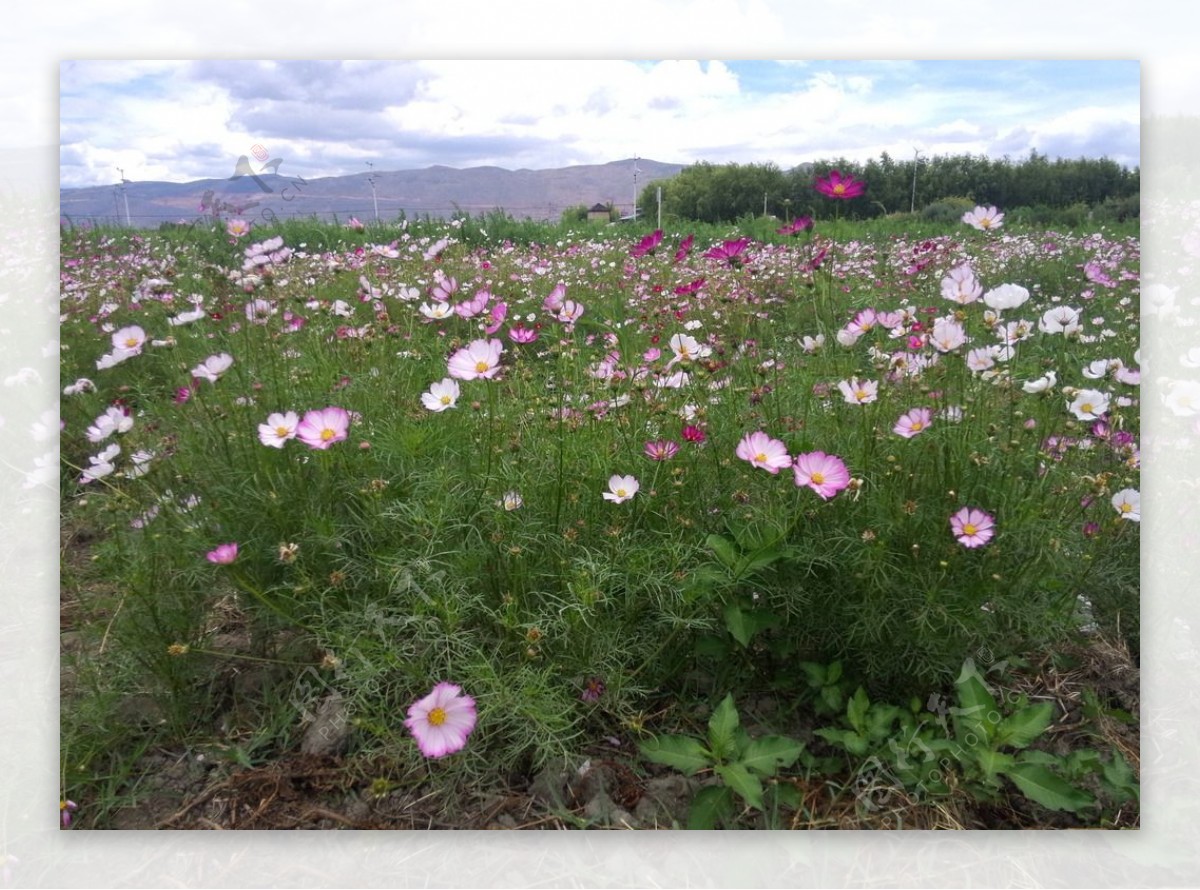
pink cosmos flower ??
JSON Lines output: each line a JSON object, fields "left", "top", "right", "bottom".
{"left": 405, "top": 682, "right": 478, "bottom": 759}
{"left": 949, "top": 507, "right": 996, "bottom": 548}
{"left": 447, "top": 338, "right": 504, "bottom": 380}
{"left": 191, "top": 353, "right": 234, "bottom": 384}
{"left": 792, "top": 451, "right": 851, "bottom": 499}
{"left": 543, "top": 283, "right": 567, "bottom": 313}
{"left": 508, "top": 324, "right": 539, "bottom": 344}
{"left": 735, "top": 431, "right": 792, "bottom": 474}
{"left": 111, "top": 325, "right": 147, "bottom": 353}
{"left": 682, "top": 424, "right": 706, "bottom": 444}
{"left": 552, "top": 300, "right": 585, "bottom": 325}
{"left": 929, "top": 318, "right": 967, "bottom": 353}
{"left": 258, "top": 411, "right": 300, "bottom": 448}
{"left": 644, "top": 439, "right": 680, "bottom": 461}
{"left": 893, "top": 407, "right": 933, "bottom": 439}
{"left": 206, "top": 542, "right": 239, "bottom": 564}
{"left": 484, "top": 301, "right": 508, "bottom": 335}
{"left": 226, "top": 219, "right": 252, "bottom": 238}
{"left": 296, "top": 406, "right": 351, "bottom": 450}
{"left": 941, "top": 264, "right": 983, "bottom": 304}
{"left": 814, "top": 170, "right": 866, "bottom": 199}
{"left": 674, "top": 234, "right": 694, "bottom": 263}
{"left": 61, "top": 799, "right": 79, "bottom": 829}
{"left": 838, "top": 377, "right": 879, "bottom": 405}
{"left": 86, "top": 405, "right": 133, "bottom": 443}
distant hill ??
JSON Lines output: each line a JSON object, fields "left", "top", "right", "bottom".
{"left": 59, "top": 158, "right": 685, "bottom": 228}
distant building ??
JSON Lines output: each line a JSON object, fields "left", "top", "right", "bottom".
{"left": 587, "top": 203, "right": 611, "bottom": 223}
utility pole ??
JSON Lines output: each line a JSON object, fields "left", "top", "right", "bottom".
{"left": 366, "top": 161, "right": 379, "bottom": 224}
{"left": 910, "top": 149, "right": 924, "bottom": 214}
{"left": 117, "top": 167, "right": 132, "bottom": 227}
{"left": 632, "top": 155, "right": 641, "bottom": 221}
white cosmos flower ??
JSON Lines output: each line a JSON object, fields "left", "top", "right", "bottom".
{"left": 421, "top": 378, "right": 461, "bottom": 412}
{"left": 1068, "top": 389, "right": 1111, "bottom": 421}
{"left": 1039, "top": 306, "right": 1083, "bottom": 335}
{"left": 602, "top": 474, "right": 639, "bottom": 504}
{"left": 1022, "top": 371, "right": 1057, "bottom": 394}
{"left": 1111, "top": 488, "right": 1140, "bottom": 522}
{"left": 983, "top": 283, "right": 1031, "bottom": 311}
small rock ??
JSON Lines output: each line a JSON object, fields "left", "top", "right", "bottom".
{"left": 300, "top": 692, "right": 351, "bottom": 756}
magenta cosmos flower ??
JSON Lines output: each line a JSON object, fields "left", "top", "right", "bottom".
{"left": 703, "top": 237, "right": 751, "bottom": 265}
{"left": 206, "top": 542, "right": 239, "bottom": 564}
{"left": 792, "top": 451, "right": 851, "bottom": 499}
{"left": 447, "top": 338, "right": 504, "bottom": 380}
{"left": 814, "top": 170, "right": 865, "bottom": 200}
{"left": 777, "top": 216, "right": 814, "bottom": 236}
{"left": 296, "top": 406, "right": 351, "bottom": 450}
{"left": 405, "top": 682, "right": 478, "bottom": 759}
{"left": 950, "top": 507, "right": 996, "bottom": 548}
{"left": 893, "top": 407, "right": 933, "bottom": 439}
{"left": 736, "top": 431, "right": 792, "bottom": 474}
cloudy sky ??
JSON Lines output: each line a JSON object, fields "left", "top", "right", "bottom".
{"left": 59, "top": 59, "right": 1140, "bottom": 189}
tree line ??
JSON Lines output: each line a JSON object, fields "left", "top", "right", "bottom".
{"left": 637, "top": 150, "right": 1139, "bottom": 225}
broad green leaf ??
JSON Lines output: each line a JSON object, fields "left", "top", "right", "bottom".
{"left": 994, "top": 701, "right": 1054, "bottom": 749}
{"left": 847, "top": 686, "right": 870, "bottom": 734}
{"left": 799, "top": 661, "right": 826, "bottom": 688}
{"left": 1005, "top": 762, "right": 1095, "bottom": 813}
{"left": 716, "top": 761, "right": 765, "bottom": 810}
{"left": 768, "top": 782, "right": 801, "bottom": 811}
{"left": 953, "top": 660, "right": 999, "bottom": 745}
{"left": 739, "top": 735, "right": 806, "bottom": 776}
{"left": 723, "top": 603, "right": 754, "bottom": 648}
{"left": 819, "top": 685, "right": 844, "bottom": 714}
{"left": 814, "top": 727, "right": 870, "bottom": 757}
{"left": 708, "top": 694, "right": 740, "bottom": 761}
{"left": 976, "top": 749, "right": 1015, "bottom": 784}
{"left": 867, "top": 704, "right": 902, "bottom": 740}
{"left": 706, "top": 534, "right": 740, "bottom": 570}
{"left": 1013, "top": 750, "right": 1060, "bottom": 766}
{"left": 739, "top": 545, "right": 786, "bottom": 576}
{"left": 639, "top": 734, "right": 712, "bottom": 775}
{"left": 723, "top": 603, "right": 780, "bottom": 647}
{"left": 684, "top": 565, "right": 729, "bottom": 601}
{"left": 687, "top": 785, "right": 734, "bottom": 830}
{"left": 1100, "top": 750, "right": 1139, "bottom": 801}
{"left": 827, "top": 661, "right": 843, "bottom": 684}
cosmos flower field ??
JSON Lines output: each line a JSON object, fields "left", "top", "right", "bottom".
{"left": 59, "top": 205, "right": 1141, "bottom": 827}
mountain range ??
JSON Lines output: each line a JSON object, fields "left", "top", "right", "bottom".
{"left": 59, "top": 158, "right": 685, "bottom": 228}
